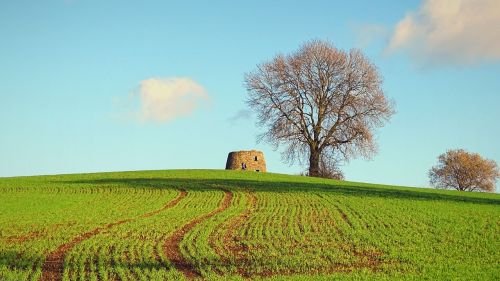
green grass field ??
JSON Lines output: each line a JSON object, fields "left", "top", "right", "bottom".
{"left": 0, "top": 169, "right": 499, "bottom": 280}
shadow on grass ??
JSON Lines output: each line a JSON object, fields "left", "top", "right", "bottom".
{"left": 0, "top": 249, "right": 38, "bottom": 271}
{"left": 60, "top": 177, "right": 500, "bottom": 206}
{"left": 2, "top": 176, "right": 498, "bottom": 276}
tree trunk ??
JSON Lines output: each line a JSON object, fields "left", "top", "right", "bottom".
{"left": 308, "top": 149, "right": 320, "bottom": 177}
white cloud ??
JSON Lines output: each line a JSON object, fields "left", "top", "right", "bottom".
{"left": 388, "top": 0, "right": 500, "bottom": 65}
{"left": 137, "top": 77, "right": 209, "bottom": 123}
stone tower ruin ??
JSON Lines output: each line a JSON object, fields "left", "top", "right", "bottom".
{"left": 225, "top": 150, "right": 266, "bottom": 172}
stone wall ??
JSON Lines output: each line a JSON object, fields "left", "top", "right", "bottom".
{"left": 225, "top": 150, "right": 266, "bottom": 172}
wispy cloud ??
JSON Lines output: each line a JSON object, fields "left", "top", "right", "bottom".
{"left": 387, "top": 0, "right": 500, "bottom": 65}
{"left": 353, "top": 24, "right": 388, "bottom": 48}
{"left": 227, "top": 109, "right": 252, "bottom": 125}
{"left": 118, "top": 77, "right": 209, "bottom": 123}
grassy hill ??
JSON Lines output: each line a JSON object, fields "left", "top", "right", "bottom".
{"left": 0, "top": 169, "right": 499, "bottom": 280}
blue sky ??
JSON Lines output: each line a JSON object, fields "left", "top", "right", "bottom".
{"left": 1, "top": 0, "right": 499, "bottom": 189}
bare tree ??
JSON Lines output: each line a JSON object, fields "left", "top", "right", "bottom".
{"left": 317, "top": 155, "right": 344, "bottom": 180}
{"left": 429, "top": 149, "right": 499, "bottom": 192}
{"left": 245, "top": 40, "right": 394, "bottom": 177}
{"left": 300, "top": 155, "right": 344, "bottom": 180}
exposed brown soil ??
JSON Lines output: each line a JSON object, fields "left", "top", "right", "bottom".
{"left": 205, "top": 191, "right": 257, "bottom": 277}
{"left": 3, "top": 222, "right": 77, "bottom": 245}
{"left": 163, "top": 188, "right": 233, "bottom": 279}
{"left": 334, "top": 205, "right": 353, "bottom": 228}
{"left": 3, "top": 230, "right": 42, "bottom": 244}
{"left": 240, "top": 243, "right": 385, "bottom": 279}
{"left": 217, "top": 195, "right": 386, "bottom": 279}
{"left": 40, "top": 190, "right": 187, "bottom": 281}
{"left": 225, "top": 192, "right": 256, "bottom": 265}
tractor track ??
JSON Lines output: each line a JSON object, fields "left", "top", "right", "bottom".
{"left": 211, "top": 191, "right": 257, "bottom": 276}
{"left": 40, "top": 189, "right": 187, "bottom": 281}
{"left": 163, "top": 188, "right": 233, "bottom": 279}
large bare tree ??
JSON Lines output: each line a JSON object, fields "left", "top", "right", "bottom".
{"left": 245, "top": 40, "right": 394, "bottom": 177}
{"left": 429, "top": 149, "right": 499, "bottom": 192}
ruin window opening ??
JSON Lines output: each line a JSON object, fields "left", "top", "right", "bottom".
{"left": 254, "top": 156, "right": 258, "bottom": 161}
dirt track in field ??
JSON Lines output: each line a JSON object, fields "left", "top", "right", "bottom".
{"left": 40, "top": 189, "right": 187, "bottom": 281}
{"left": 163, "top": 188, "right": 233, "bottom": 279}
{"left": 207, "top": 191, "right": 257, "bottom": 277}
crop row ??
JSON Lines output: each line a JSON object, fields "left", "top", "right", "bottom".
{"left": 0, "top": 181, "right": 179, "bottom": 281}
{"left": 1, "top": 171, "right": 499, "bottom": 280}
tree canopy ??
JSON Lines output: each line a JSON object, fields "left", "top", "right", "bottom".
{"left": 245, "top": 40, "right": 394, "bottom": 177}
{"left": 429, "top": 149, "right": 499, "bottom": 192}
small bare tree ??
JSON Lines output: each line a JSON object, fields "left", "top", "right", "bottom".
{"left": 300, "top": 156, "right": 344, "bottom": 179}
{"left": 245, "top": 40, "right": 394, "bottom": 177}
{"left": 317, "top": 155, "right": 345, "bottom": 180}
{"left": 429, "top": 149, "right": 499, "bottom": 192}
